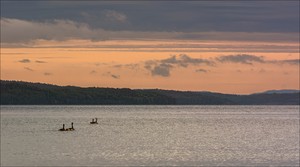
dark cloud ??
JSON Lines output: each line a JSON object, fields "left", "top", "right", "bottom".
{"left": 144, "top": 54, "right": 213, "bottom": 77}
{"left": 179, "top": 54, "right": 214, "bottom": 66}
{"left": 217, "top": 54, "right": 265, "bottom": 65}
{"left": 142, "top": 53, "right": 298, "bottom": 77}
{"left": 1, "top": 18, "right": 298, "bottom": 44}
{"left": 24, "top": 67, "right": 34, "bottom": 71}
{"left": 35, "top": 60, "right": 47, "bottom": 63}
{"left": 18, "top": 59, "right": 31, "bottom": 63}
{"left": 216, "top": 54, "right": 299, "bottom": 66}
{"left": 1, "top": 1, "right": 299, "bottom": 44}
{"left": 264, "top": 59, "right": 300, "bottom": 66}
{"left": 151, "top": 63, "right": 173, "bottom": 77}
{"left": 1, "top": 1, "right": 299, "bottom": 33}
{"left": 195, "top": 69, "right": 208, "bottom": 73}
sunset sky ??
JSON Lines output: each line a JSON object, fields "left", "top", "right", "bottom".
{"left": 1, "top": 1, "right": 299, "bottom": 94}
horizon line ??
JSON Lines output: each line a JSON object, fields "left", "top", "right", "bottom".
{"left": 1, "top": 79, "right": 299, "bottom": 96}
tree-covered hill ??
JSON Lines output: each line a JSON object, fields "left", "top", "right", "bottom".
{"left": 1, "top": 80, "right": 299, "bottom": 105}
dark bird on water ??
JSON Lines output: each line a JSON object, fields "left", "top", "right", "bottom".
{"left": 59, "top": 124, "right": 65, "bottom": 131}
{"left": 90, "top": 118, "right": 98, "bottom": 124}
{"left": 66, "top": 122, "right": 75, "bottom": 131}
{"left": 59, "top": 122, "right": 75, "bottom": 131}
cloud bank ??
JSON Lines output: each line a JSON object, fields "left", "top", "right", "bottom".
{"left": 1, "top": 18, "right": 299, "bottom": 45}
{"left": 18, "top": 59, "right": 31, "bottom": 63}
{"left": 144, "top": 54, "right": 214, "bottom": 77}
{"left": 217, "top": 54, "right": 265, "bottom": 65}
{"left": 141, "top": 54, "right": 299, "bottom": 77}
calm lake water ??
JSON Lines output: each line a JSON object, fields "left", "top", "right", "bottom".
{"left": 1, "top": 105, "right": 299, "bottom": 166}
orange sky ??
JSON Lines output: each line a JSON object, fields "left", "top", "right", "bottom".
{"left": 1, "top": 39, "right": 299, "bottom": 94}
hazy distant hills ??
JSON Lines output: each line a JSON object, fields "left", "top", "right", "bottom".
{"left": 1, "top": 80, "right": 299, "bottom": 105}
{"left": 257, "top": 89, "right": 300, "bottom": 94}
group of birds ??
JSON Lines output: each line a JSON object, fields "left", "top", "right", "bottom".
{"left": 59, "top": 118, "right": 98, "bottom": 131}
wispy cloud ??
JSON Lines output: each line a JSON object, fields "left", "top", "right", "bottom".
{"left": 24, "top": 67, "right": 34, "bottom": 71}
{"left": 276, "top": 59, "right": 299, "bottom": 65}
{"left": 18, "top": 59, "right": 31, "bottom": 63}
{"left": 216, "top": 54, "right": 299, "bottom": 66}
{"left": 95, "top": 63, "right": 107, "bottom": 66}
{"left": 35, "top": 60, "right": 47, "bottom": 63}
{"left": 90, "top": 70, "right": 97, "bottom": 74}
{"left": 102, "top": 71, "right": 120, "bottom": 79}
{"left": 195, "top": 69, "right": 208, "bottom": 73}
{"left": 216, "top": 54, "right": 265, "bottom": 65}
{"left": 112, "top": 63, "right": 139, "bottom": 70}
{"left": 44, "top": 72, "right": 52, "bottom": 76}
{"left": 111, "top": 74, "right": 120, "bottom": 79}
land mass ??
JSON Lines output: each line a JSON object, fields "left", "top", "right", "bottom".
{"left": 1, "top": 80, "right": 299, "bottom": 105}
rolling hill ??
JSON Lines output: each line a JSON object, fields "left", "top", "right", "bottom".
{"left": 1, "top": 80, "right": 299, "bottom": 105}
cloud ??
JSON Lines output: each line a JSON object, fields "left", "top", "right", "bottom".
{"left": 1, "top": 18, "right": 102, "bottom": 43}
{"left": 151, "top": 63, "right": 173, "bottom": 77}
{"left": 1, "top": 18, "right": 299, "bottom": 45}
{"left": 35, "top": 60, "right": 47, "bottom": 63}
{"left": 113, "top": 64, "right": 123, "bottom": 68}
{"left": 216, "top": 54, "right": 265, "bottom": 65}
{"left": 144, "top": 54, "right": 213, "bottom": 77}
{"left": 103, "top": 10, "right": 128, "bottom": 23}
{"left": 90, "top": 70, "right": 97, "bottom": 74}
{"left": 277, "top": 59, "right": 299, "bottom": 65}
{"left": 44, "top": 72, "right": 52, "bottom": 76}
{"left": 142, "top": 53, "right": 298, "bottom": 77}
{"left": 24, "top": 67, "right": 34, "bottom": 71}
{"left": 216, "top": 54, "right": 299, "bottom": 66}
{"left": 102, "top": 71, "right": 120, "bottom": 79}
{"left": 112, "top": 63, "right": 139, "bottom": 70}
{"left": 2, "top": 1, "right": 299, "bottom": 33}
{"left": 124, "top": 63, "right": 139, "bottom": 70}
{"left": 18, "top": 59, "right": 31, "bottom": 63}
{"left": 111, "top": 74, "right": 120, "bottom": 79}
{"left": 195, "top": 69, "right": 208, "bottom": 73}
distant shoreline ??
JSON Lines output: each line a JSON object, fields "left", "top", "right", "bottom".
{"left": 1, "top": 80, "right": 299, "bottom": 105}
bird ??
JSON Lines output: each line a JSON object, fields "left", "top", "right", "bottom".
{"left": 66, "top": 122, "right": 75, "bottom": 131}
{"left": 90, "top": 119, "right": 95, "bottom": 124}
{"left": 90, "top": 118, "right": 98, "bottom": 124}
{"left": 59, "top": 124, "right": 65, "bottom": 131}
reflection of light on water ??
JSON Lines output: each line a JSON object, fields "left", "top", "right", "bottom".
{"left": 0, "top": 105, "right": 299, "bottom": 166}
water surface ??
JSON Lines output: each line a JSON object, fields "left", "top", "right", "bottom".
{"left": 1, "top": 105, "right": 299, "bottom": 166}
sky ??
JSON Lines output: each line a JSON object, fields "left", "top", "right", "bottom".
{"left": 1, "top": 1, "right": 299, "bottom": 94}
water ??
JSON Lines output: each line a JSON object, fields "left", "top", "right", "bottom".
{"left": 1, "top": 105, "right": 299, "bottom": 166}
